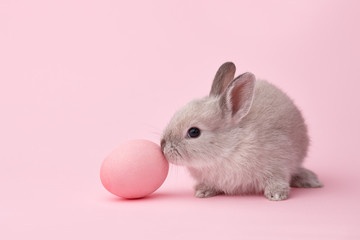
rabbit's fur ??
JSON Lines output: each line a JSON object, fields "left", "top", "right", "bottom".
{"left": 161, "top": 62, "right": 322, "bottom": 200}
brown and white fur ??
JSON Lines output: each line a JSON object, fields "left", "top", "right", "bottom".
{"left": 161, "top": 62, "right": 323, "bottom": 200}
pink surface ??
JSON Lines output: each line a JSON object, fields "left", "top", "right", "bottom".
{"left": 0, "top": 0, "right": 359, "bottom": 239}
{"left": 100, "top": 140, "right": 168, "bottom": 198}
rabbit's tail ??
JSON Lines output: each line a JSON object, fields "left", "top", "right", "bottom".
{"left": 290, "top": 167, "right": 323, "bottom": 188}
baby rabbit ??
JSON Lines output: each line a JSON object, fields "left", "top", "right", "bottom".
{"left": 161, "top": 62, "right": 323, "bottom": 200}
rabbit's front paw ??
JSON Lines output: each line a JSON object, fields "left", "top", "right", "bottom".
{"left": 195, "top": 184, "right": 221, "bottom": 198}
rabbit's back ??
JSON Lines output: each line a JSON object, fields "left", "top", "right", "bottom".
{"left": 238, "top": 80, "right": 309, "bottom": 176}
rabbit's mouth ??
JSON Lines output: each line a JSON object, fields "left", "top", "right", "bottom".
{"left": 162, "top": 145, "right": 184, "bottom": 166}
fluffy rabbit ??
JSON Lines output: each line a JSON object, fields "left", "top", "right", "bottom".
{"left": 161, "top": 62, "right": 323, "bottom": 200}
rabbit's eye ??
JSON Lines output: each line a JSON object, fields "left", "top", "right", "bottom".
{"left": 187, "top": 127, "right": 201, "bottom": 138}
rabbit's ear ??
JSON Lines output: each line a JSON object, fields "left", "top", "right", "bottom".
{"left": 210, "top": 62, "right": 236, "bottom": 97}
{"left": 222, "top": 72, "right": 255, "bottom": 122}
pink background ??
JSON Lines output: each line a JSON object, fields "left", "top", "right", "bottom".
{"left": 1, "top": 0, "right": 360, "bottom": 239}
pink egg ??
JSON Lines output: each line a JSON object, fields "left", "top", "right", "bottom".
{"left": 100, "top": 139, "right": 169, "bottom": 199}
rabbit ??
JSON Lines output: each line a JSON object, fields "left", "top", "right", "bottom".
{"left": 161, "top": 62, "right": 323, "bottom": 200}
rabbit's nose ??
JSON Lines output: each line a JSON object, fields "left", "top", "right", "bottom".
{"left": 160, "top": 139, "right": 166, "bottom": 152}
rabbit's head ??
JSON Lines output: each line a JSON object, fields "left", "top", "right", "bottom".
{"left": 161, "top": 62, "right": 255, "bottom": 168}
